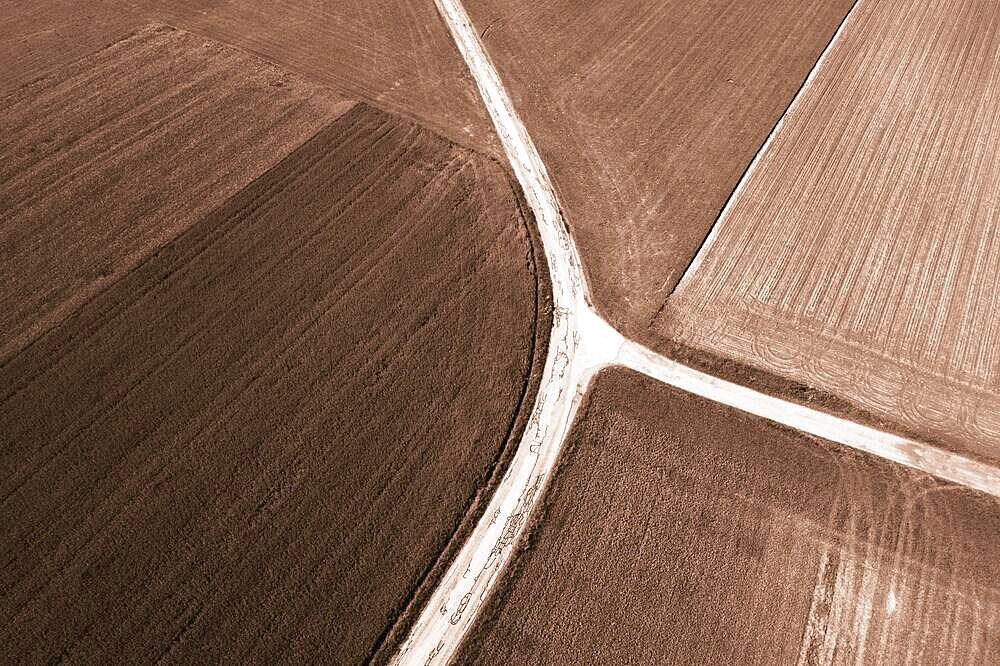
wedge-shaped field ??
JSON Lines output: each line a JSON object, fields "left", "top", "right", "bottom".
{"left": 0, "top": 102, "right": 548, "bottom": 662}
{"left": 461, "top": 369, "right": 1000, "bottom": 664}
{"left": 663, "top": 0, "right": 1000, "bottom": 460}
{"left": 0, "top": 24, "right": 352, "bottom": 360}
{"left": 464, "top": 0, "right": 854, "bottom": 337}
{"left": 137, "top": 0, "right": 498, "bottom": 153}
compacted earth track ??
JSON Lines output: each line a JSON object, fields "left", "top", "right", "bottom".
{"left": 0, "top": 29, "right": 549, "bottom": 662}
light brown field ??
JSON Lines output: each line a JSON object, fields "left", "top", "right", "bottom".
{"left": 140, "top": 0, "right": 498, "bottom": 153}
{"left": 662, "top": 0, "right": 1000, "bottom": 460}
{"left": 0, "top": 1, "right": 497, "bottom": 154}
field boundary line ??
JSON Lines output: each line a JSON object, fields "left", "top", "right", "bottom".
{"left": 673, "top": 0, "right": 863, "bottom": 292}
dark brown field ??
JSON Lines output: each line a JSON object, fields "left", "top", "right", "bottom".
{"left": 464, "top": 0, "right": 855, "bottom": 339}
{"left": 0, "top": 86, "right": 548, "bottom": 664}
{"left": 0, "top": 25, "right": 351, "bottom": 360}
{"left": 460, "top": 369, "right": 1000, "bottom": 664}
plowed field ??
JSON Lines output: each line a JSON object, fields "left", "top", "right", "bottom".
{"left": 1, "top": 88, "right": 547, "bottom": 664}
{"left": 461, "top": 369, "right": 1000, "bottom": 664}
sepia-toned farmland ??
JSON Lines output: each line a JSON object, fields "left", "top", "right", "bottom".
{"left": 663, "top": 0, "right": 1000, "bottom": 462}
{"left": 461, "top": 369, "right": 1000, "bottom": 664}
{"left": 0, "top": 82, "right": 548, "bottom": 663}
{"left": 464, "top": 0, "right": 855, "bottom": 337}
{"left": 0, "top": 25, "right": 351, "bottom": 360}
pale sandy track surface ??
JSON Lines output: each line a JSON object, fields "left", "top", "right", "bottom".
{"left": 393, "top": 0, "right": 1000, "bottom": 663}
{"left": 619, "top": 341, "right": 1000, "bottom": 499}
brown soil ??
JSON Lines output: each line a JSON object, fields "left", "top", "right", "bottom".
{"left": 0, "top": 1, "right": 498, "bottom": 154}
{"left": 0, "top": 2, "right": 142, "bottom": 94}
{"left": 662, "top": 0, "right": 1000, "bottom": 462}
{"left": 459, "top": 368, "right": 1000, "bottom": 664}
{"left": 464, "top": 0, "right": 855, "bottom": 337}
{"left": 0, "top": 24, "right": 352, "bottom": 361}
{"left": 0, "top": 98, "right": 549, "bottom": 664}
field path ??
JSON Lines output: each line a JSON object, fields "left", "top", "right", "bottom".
{"left": 393, "top": 0, "right": 1000, "bottom": 663}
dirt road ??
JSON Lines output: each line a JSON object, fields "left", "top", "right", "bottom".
{"left": 463, "top": 0, "right": 856, "bottom": 339}
{"left": 398, "top": 1, "right": 1000, "bottom": 662}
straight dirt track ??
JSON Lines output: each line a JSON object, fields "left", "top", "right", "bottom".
{"left": 0, "top": 99, "right": 548, "bottom": 663}
{"left": 664, "top": 0, "right": 1000, "bottom": 462}
{"left": 460, "top": 368, "right": 1000, "bottom": 664}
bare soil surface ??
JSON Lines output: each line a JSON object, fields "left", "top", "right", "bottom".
{"left": 0, "top": 100, "right": 548, "bottom": 663}
{"left": 459, "top": 368, "right": 1000, "bottom": 664}
{"left": 0, "top": 1, "right": 141, "bottom": 94}
{"left": 663, "top": 0, "right": 1000, "bottom": 462}
{"left": 0, "top": 1, "right": 498, "bottom": 154}
{"left": 0, "top": 24, "right": 352, "bottom": 361}
{"left": 141, "top": 0, "right": 499, "bottom": 153}
{"left": 464, "top": 0, "right": 854, "bottom": 337}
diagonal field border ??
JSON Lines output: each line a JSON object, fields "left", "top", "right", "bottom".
{"left": 393, "top": 0, "right": 1000, "bottom": 663}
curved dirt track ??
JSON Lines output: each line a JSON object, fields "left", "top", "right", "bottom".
{"left": 394, "top": 1, "right": 1000, "bottom": 663}
{"left": 391, "top": 2, "right": 624, "bottom": 662}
